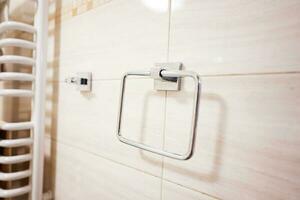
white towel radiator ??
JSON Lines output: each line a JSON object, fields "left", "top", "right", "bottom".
{"left": 0, "top": 0, "right": 48, "bottom": 199}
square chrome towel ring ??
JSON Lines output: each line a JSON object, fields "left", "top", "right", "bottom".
{"left": 117, "top": 63, "right": 201, "bottom": 160}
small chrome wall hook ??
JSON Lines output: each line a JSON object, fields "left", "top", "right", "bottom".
{"left": 65, "top": 72, "right": 92, "bottom": 92}
{"left": 65, "top": 77, "right": 79, "bottom": 84}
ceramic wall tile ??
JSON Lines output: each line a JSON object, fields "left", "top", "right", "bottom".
{"left": 47, "top": 78, "right": 165, "bottom": 177}
{"left": 47, "top": 0, "right": 169, "bottom": 81}
{"left": 169, "top": 0, "right": 300, "bottom": 75}
{"left": 46, "top": 138, "right": 161, "bottom": 200}
{"left": 163, "top": 74, "right": 300, "bottom": 200}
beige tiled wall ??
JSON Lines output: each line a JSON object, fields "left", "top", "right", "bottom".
{"left": 45, "top": 0, "right": 300, "bottom": 200}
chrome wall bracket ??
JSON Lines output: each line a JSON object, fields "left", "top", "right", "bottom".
{"left": 152, "top": 62, "right": 182, "bottom": 91}
{"left": 117, "top": 64, "right": 201, "bottom": 160}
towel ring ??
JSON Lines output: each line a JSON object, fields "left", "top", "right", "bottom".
{"left": 117, "top": 65, "right": 201, "bottom": 160}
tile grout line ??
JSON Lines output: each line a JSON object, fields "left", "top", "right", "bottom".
{"left": 160, "top": 1, "right": 173, "bottom": 199}
{"left": 160, "top": 90, "right": 168, "bottom": 200}
{"left": 163, "top": 178, "right": 222, "bottom": 200}
{"left": 166, "top": 0, "right": 172, "bottom": 62}
{"left": 50, "top": 71, "right": 300, "bottom": 83}
{"left": 46, "top": 135, "right": 161, "bottom": 179}
{"left": 197, "top": 71, "right": 300, "bottom": 77}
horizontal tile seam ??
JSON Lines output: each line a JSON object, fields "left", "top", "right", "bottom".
{"left": 46, "top": 135, "right": 223, "bottom": 200}
{"left": 46, "top": 136, "right": 162, "bottom": 178}
{"left": 49, "top": 71, "right": 300, "bottom": 83}
{"left": 198, "top": 71, "right": 300, "bottom": 77}
{"left": 49, "top": 77, "right": 154, "bottom": 83}
{"left": 162, "top": 178, "right": 222, "bottom": 200}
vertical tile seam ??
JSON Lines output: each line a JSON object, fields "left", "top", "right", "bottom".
{"left": 161, "top": 2, "right": 222, "bottom": 199}
{"left": 160, "top": 1, "right": 173, "bottom": 199}
{"left": 160, "top": 91, "right": 167, "bottom": 200}
{"left": 166, "top": 0, "right": 172, "bottom": 61}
